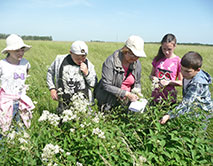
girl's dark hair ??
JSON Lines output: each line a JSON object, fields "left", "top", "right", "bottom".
{"left": 154, "top": 33, "right": 177, "bottom": 62}
{"left": 181, "top": 51, "right": 202, "bottom": 70}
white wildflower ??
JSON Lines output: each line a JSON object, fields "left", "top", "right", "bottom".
{"left": 92, "top": 116, "right": 100, "bottom": 123}
{"left": 66, "top": 152, "right": 71, "bottom": 155}
{"left": 33, "top": 101, "right": 38, "bottom": 104}
{"left": 70, "top": 128, "right": 75, "bottom": 133}
{"left": 42, "top": 144, "right": 64, "bottom": 162}
{"left": 23, "top": 132, "right": 30, "bottom": 139}
{"left": 38, "top": 110, "right": 50, "bottom": 122}
{"left": 151, "top": 77, "right": 160, "bottom": 91}
{"left": 70, "top": 92, "right": 90, "bottom": 113}
{"left": 20, "top": 145, "right": 28, "bottom": 151}
{"left": 131, "top": 88, "right": 144, "bottom": 98}
{"left": 7, "top": 130, "right": 17, "bottom": 140}
{"left": 39, "top": 110, "right": 60, "bottom": 126}
{"left": 76, "top": 162, "right": 83, "bottom": 166}
{"left": 62, "top": 109, "right": 77, "bottom": 122}
{"left": 48, "top": 113, "right": 60, "bottom": 126}
{"left": 92, "top": 128, "right": 105, "bottom": 139}
{"left": 18, "top": 138, "right": 28, "bottom": 144}
{"left": 139, "top": 156, "right": 147, "bottom": 163}
{"left": 47, "top": 162, "right": 58, "bottom": 166}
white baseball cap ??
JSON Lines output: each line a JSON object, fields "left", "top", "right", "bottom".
{"left": 1, "top": 34, "right": 31, "bottom": 54}
{"left": 125, "top": 35, "right": 146, "bottom": 57}
{"left": 70, "top": 41, "right": 88, "bottom": 55}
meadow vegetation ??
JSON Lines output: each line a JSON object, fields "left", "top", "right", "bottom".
{"left": 0, "top": 40, "right": 212, "bottom": 165}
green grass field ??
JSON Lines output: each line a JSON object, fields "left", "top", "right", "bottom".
{"left": 0, "top": 39, "right": 213, "bottom": 165}
{"left": 1, "top": 40, "right": 212, "bottom": 102}
{"left": 0, "top": 39, "right": 213, "bottom": 128}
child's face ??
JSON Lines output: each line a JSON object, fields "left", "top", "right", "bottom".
{"left": 181, "top": 65, "right": 200, "bottom": 80}
{"left": 71, "top": 52, "right": 87, "bottom": 65}
{"left": 161, "top": 42, "right": 176, "bottom": 58}
{"left": 8, "top": 48, "right": 25, "bottom": 61}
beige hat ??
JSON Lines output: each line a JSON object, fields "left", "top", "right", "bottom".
{"left": 1, "top": 34, "right": 31, "bottom": 54}
{"left": 125, "top": 35, "right": 146, "bottom": 57}
{"left": 70, "top": 41, "right": 88, "bottom": 55}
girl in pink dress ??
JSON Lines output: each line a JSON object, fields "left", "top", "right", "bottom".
{"left": 150, "top": 34, "right": 183, "bottom": 104}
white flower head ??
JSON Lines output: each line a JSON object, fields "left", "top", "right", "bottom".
{"left": 76, "top": 162, "right": 83, "bottom": 166}
{"left": 92, "top": 116, "right": 100, "bottom": 123}
{"left": 18, "top": 138, "right": 28, "bottom": 144}
{"left": 41, "top": 143, "right": 64, "bottom": 162}
{"left": 139, "top": 156, "right": 147, "bottom": 163}
{"left": 92, "top": 128, "right": 105, "bottom": 139}
{"left": 70, "top": 128, "right": 75, "bottom": 133}
{"left": 38, "top": 110, "right": 50, "bottom": 122}
{"left": 7, "top": 130, "right": 17, "bottom": 140}
{"left": 62, "top": 109, "right": 77, "bottom": 122}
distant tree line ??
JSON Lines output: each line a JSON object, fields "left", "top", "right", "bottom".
{"left": 0, "top": 33, "right": 53, "bottom": 41}
{"left": 146, "top": 42, "right": 213, "bottom": 46}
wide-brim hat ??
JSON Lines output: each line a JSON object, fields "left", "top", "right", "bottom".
{"left": 70, "top": 40, "right": 88, "bottom": 55}
{"left": 125, "top": 35, "right": 146, "bottom": 58}
{"left": 1, "top": 34, "right": 31, "bottom": 54}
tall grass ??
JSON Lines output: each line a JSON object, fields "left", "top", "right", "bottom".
{"left": 0, "top": 39, "right": 213, "bottom": 165}
{"left": 0, "top": 39, "right": 213, "bottom": 124}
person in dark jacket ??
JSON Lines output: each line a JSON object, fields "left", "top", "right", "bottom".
{"left": 95, "top": 35, "right": 147, "bottom": 111}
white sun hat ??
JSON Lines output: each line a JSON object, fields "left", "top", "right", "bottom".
{"left": 125, "top": 35, "right": 146, "bottom": 57}
{"left": 70, "top": 40, "right": 88, "bottom": 55}
{"left": 1, "top": 34, "right": 32, "bottom": 54}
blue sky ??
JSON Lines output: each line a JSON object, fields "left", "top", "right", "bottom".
{"left": 0, "top": 0, "right": 212, "bottom": 44}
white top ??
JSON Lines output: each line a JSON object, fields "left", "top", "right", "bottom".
{"left": 0, "top": 58, "right": 30, "bottom": 95}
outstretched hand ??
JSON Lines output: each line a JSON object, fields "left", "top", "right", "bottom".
{"left": 159, "top": 114, "right": 170, "bottom": 124}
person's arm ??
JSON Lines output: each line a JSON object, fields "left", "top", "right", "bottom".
{"left": 160, "top": 83, "right": 201, "bottom": 124}
{"left": 160, "top": 58, "right": 183, "bottom": 87}
{"left": 82, "top": 60, "right": 97, "bottom": 88}
{"left": 101, "top": 56, "right": 138, "bottom": 101}
{"left": 160, "top": 70, "right": 183, "bottom": 87}
{"left": 149, "top": 66, "right": 158, "bottom": 81}
{"left": 47, "top": 59, "right": 58, "bottom": 100}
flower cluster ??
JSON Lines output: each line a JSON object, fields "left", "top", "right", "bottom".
{"left": 131, "top": 88, "right": 144, "bottom": 98}
{"left": 151, "top": 77, "right": 160, "bottom": 91}
{"left": 61, "top": 109, "right": 77, "bottom": 122}
{"left": 92, "top": 128, "right": 105, "bottom": 139}
{"left": 41, "top": 143, "right": 64, "bottom": 162}
{"left": 38, "top": 110, "right": 60, "bottom": 126}
{"left": 92, "top": 115, "right": 100, "bottom": 123}
{"left": 71, "top": 92, "right": 90, "bottom": 113}
{"left": 7, "top": 130, "right": 31, "bottom": 150}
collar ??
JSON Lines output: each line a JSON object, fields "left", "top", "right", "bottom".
{"left": 113, "top": 50, "right": 137, "bottom": 71}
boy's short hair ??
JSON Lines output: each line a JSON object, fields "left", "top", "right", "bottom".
{"left": 181, "top": 51, "right": 202, "bottom": 70}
